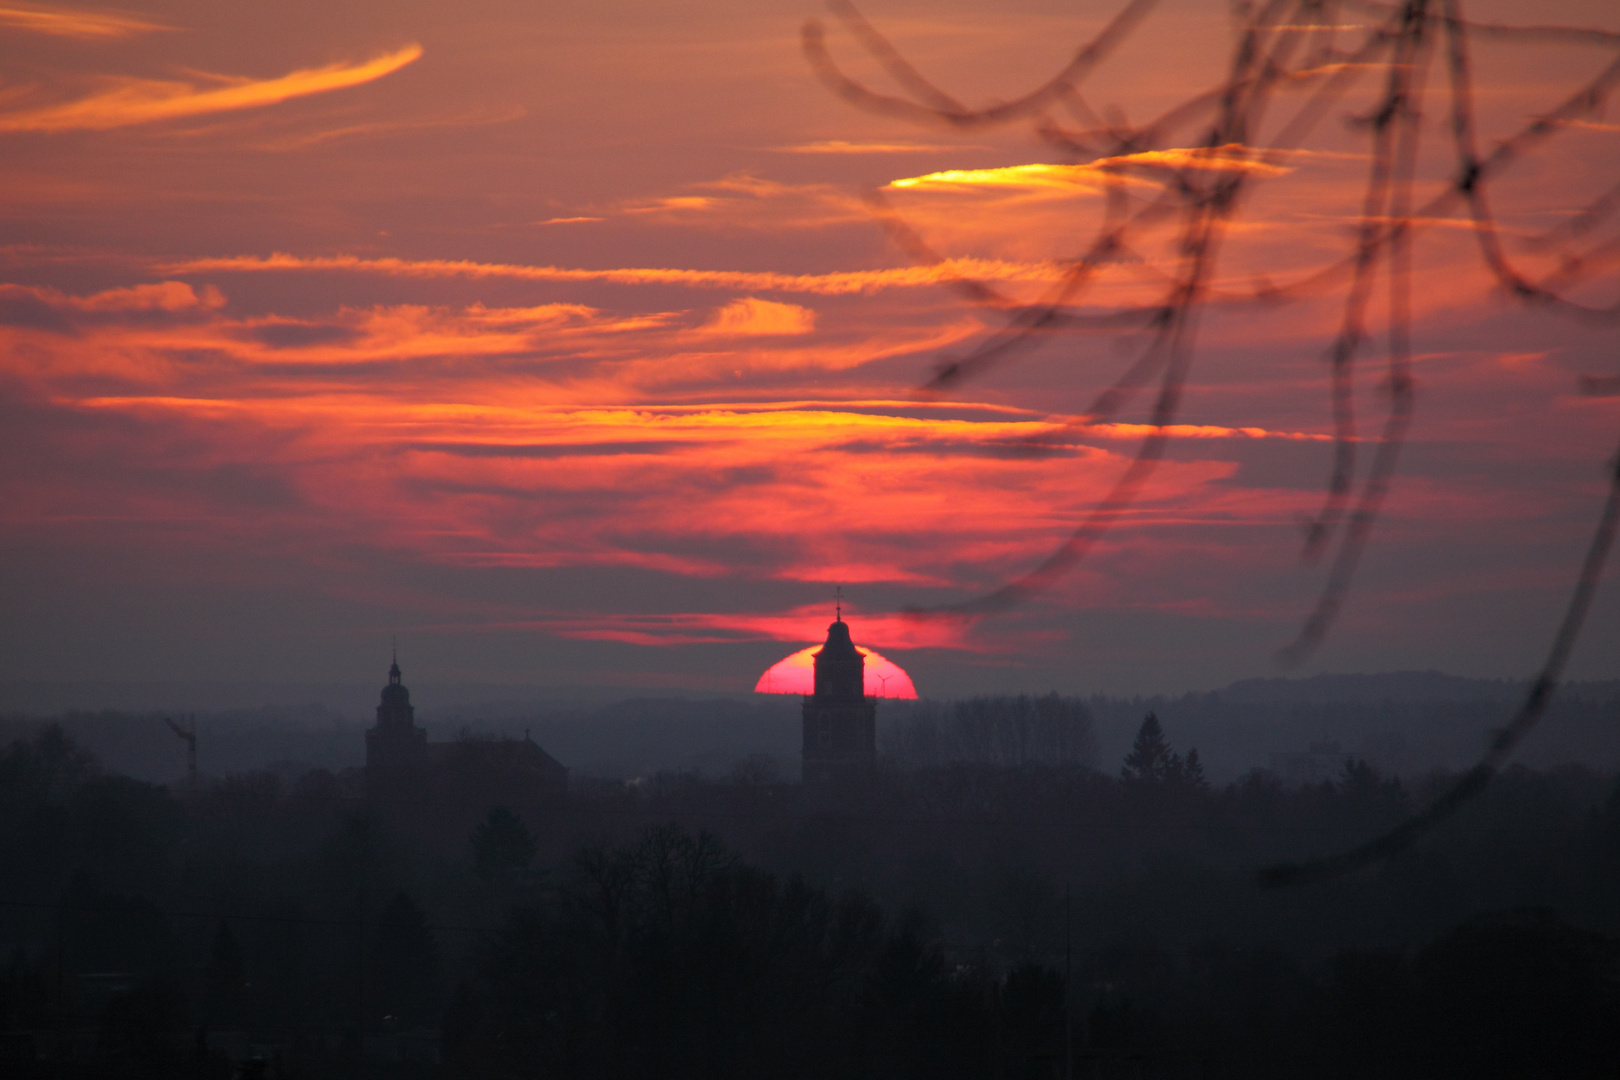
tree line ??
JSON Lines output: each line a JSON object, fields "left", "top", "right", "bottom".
{"left": 3, "top": 718, "right": 1619, "bottom": 1077}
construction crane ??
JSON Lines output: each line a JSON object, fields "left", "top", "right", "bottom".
{"left": 164, "top": 714, "right": 197, "bottom": 795}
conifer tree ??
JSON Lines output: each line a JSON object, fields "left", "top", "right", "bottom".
{"left": 1121, "top": 713, "right": 1179, "bottom": 783}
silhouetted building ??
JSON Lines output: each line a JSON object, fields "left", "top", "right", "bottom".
{"left": 802, "top": 614, "right": 876, "bottom": 784}
{"left": 366, "top": 657, "right": 428, "bottom": 801}
{"left": 364, "top": 655, "right": 567, "bottom": 838}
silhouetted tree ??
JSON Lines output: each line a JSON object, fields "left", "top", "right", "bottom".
{"left": 1121, "top": 713, "right": 1179, "bottom": 783}
{"left": 0, "top": 723, "right": 96, "bottom": 803}
{"left": 727, "top": 753, "right": 779, "bottom": 785}
{"left": 1411, "top": 909, "right": 1620, "bottom": 1079}
{"left": 314, "top": 811, "right": 395, "bottom": 903}
{"left": 469, "top": 825, "right": 1024, "bottom": 1080}
{"left": 1337, "top": 757, "right": 1382, "bottom": 794}
{"left": 883, "top": 695, "right": 1097, "bottom": 769}
{"left": 471, "top": 804, "right": 536, "bottom": 880}
{"left": 371, "top": 891, "right": 440, "bottom": 1027}
{"left": 1181, "top": 747, "right": 1207, "bottom": 788}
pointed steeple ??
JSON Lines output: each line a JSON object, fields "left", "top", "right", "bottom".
{"left": 813, "top": 592, "right": 864, "bottom": 702}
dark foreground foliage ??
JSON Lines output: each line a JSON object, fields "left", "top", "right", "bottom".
{"left": 439, "top": 826, "right": 1620, "bottom": 1080}
{"left": 3, "top": 724, "right": 1620, "bottom": 1077}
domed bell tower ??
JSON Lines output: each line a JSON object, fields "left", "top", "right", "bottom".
{"left": 802, "top": 602, "right": 876, "bottom": 785}
{"left": 365, "top": 650, "right": 427, "bottom": 798}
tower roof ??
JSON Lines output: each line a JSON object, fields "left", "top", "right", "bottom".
{"left": 381, "top": 653, "right": 410, "bottom": 708}
{"left": 812, "top": 615, "right": 865, "bottom": 701}
{"left": 818, "top": 616, "right": 856, "bottom": 656}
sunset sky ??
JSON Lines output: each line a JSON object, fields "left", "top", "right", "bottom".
{"left": 2, "top": 0, "right": 1617, "bottom": 700}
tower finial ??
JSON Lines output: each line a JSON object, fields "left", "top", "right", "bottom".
{"left": 835, "top": 585, "right": 842, "bottom": 622}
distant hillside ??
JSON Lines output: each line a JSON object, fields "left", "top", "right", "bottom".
{"left": 1, "top": 671, "right": 1615, "bottom": 787}
{"left": 1086, "top": 673, "right": 1620, "bottom": 784}
{"left": 1215, "top": 670, "right": 1620, "bottom": 704}
{"left": 434, "top": 696, "right": 801, "bottom": 781}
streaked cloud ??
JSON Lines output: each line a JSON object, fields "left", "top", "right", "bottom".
{"left": 527, "top": 609, "right": 969, "bottom": 651}
{"left": 0, "top": 280, "right": 1271, "bottom": 610}
{"left": 774, "top": 140, "right": 975, "bottom": 154}
{"left": 0, "top": 280, "right": 223, "bottom": 330}
{"left": 1, "top": 0, "right": 1612, "bottom": 693}
{"left": 160, "top": 251, "right": 1064, "bottom": 295}
{"left": 248, "top": 105, "right": 526, "bottom": 151}
{"left": 3, "top": 279, "right": 221, "bottom": 313}
{"left": 0, "top": 3, "right": 170, "bottom": 38}
{"left": 625, "top": 195, "right": 718, "bottom": 214}
{"left": 888, "top": 147, "right": 1292, "bottom": 193}
{"left": 613, "top": 175, "right": 877, "bottom": 232}
{"left": 889, "top": 162, "right": 1118, "bottom": 193}
{"left": 1085, "top": 422, "right": 1332, "bottom": 442}
{"left": 0, "top": 43, "right": 422, "bottom": 132}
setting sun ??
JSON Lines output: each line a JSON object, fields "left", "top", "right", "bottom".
{"left": 754, "top": 644, "right": 918, "bottom": 699}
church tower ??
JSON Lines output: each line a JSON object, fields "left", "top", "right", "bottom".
{"left": 365, "top": 651, "right": 427, "bottom": 799}
{"left": 801, "top": 606, "right": 876, "bottom": 785}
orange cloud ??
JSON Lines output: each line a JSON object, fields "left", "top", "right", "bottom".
{"left": 887, "top": 147, "right": 1292, "bottom": 193}
{"left": 18, "top": 266, "right": 1519, "bottom": 653}
{"left": 3, "top": 280, "right": 222, "bottom": 314}
{"left": 0, "top": 280, "right": 224, "bottom": 335}
{"left": 889, "top": 163, "right": 1118, "bottom": 193}
{"left": 0, "top": 282, "right": 978, "bottom": 395}
{"left": 0, "top": 43, "right": 422, "bottom": 132}
{"left": 0, "top": 3, "right": 169, "bottom": 38}
{"left": 11, "top": 319, "right": 1248, "bottom": 588}
{"left": 1084, "top": 422, "right": 1332, "bottom": 442}
{"left": 699, "top": 297, "right": 816, "bottom": 336}
{"left": 625, "top": 195, "right": 718, "bottom": 213}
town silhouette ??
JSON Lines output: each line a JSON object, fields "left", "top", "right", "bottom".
{"left": 3, "top": 635, "right": 1619, "bottom": 1077}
